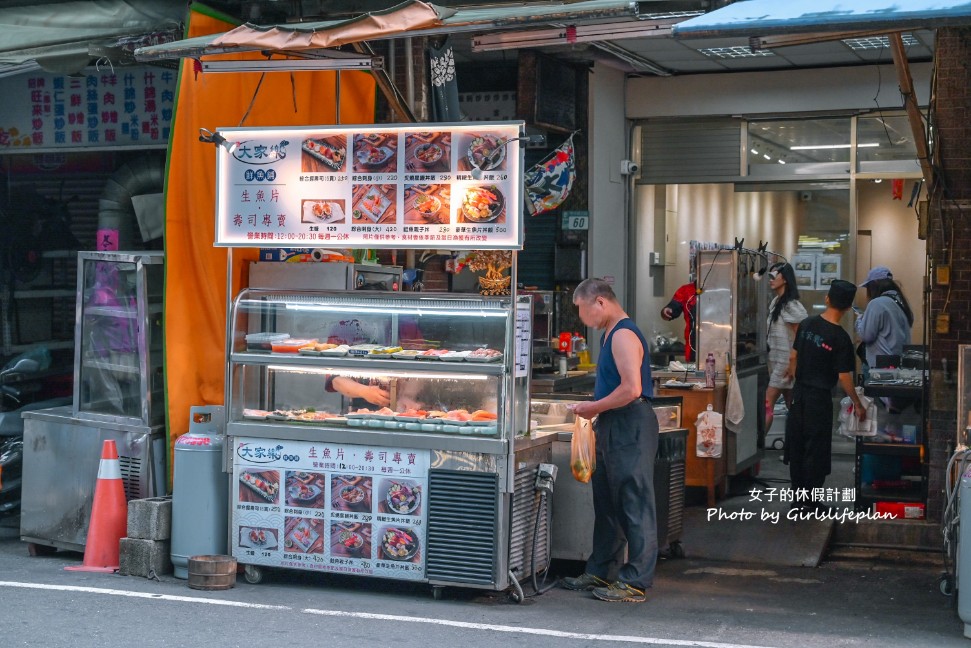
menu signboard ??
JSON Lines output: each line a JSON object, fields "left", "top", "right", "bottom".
{"left": 232, "top": 437, "right": 430, "bottom": 581}
{"left": 214, "top": 121, "right": 524, "bottom": 250}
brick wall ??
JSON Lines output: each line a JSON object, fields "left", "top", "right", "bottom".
{"left": 926, "top": 28, "right": 971, "bottom": 522}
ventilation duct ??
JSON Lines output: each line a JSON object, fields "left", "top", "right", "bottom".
{"left": 98, "top": 156, "right": 165, "bottom": 248}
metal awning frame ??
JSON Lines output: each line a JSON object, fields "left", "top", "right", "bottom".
{"left": 134, "top": 0, "right": 649, "bottom": 62}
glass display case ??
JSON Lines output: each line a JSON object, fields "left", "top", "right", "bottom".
{"left": 227, "top": 289, "right": 525, "bottom": 447}
{"left": 72, "top": 251, "right": 165, "bottom": 426}
{"left": 225, "top": 288, "right": 535, "bottom": 589}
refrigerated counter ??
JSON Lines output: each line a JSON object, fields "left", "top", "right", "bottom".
{"left": 224, "top": 288, "right": 550, "bottom": 595}
{"left": 529, "top": 396, "right": 687, "bottom": 560}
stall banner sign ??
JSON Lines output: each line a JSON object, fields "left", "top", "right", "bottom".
{"left": 0, "top": 66, "right": 174, "bottom": 152}
{"left": 214, "top": 122, "right": 524, "bottom": 250}
{"left": 232, "top": 437, "right": 430, "bottom": 581}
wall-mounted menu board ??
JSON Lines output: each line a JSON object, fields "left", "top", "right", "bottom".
{"left": 214, "top": 121, "right": 524, "bottom": 250}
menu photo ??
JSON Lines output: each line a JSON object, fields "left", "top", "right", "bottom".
{"left": 455, "top": 131, "right": 509, "bottom": 173}
{"left": 238, "top": 469, "right": 281, "bottom": 505}
{"left": 352, "top": 132, "right": 399, "bottom": 174}
{"left": 283, "top": 515, "right": 325, "bottom": 554}
{"left": 457, "top": 183, "right": 506, "bottom": 225}
{"left": 816, "top": 254, "right": 842, "bottom": 290}
{"left": 302, "top": 133, "right": 347, "bottom": 173}
{"left": 351, "top": 183, "right": 396, "bottom": 224}
{"left": 284, "top": 470, "right": 327, "bottom": 509}
{"left": 330, "top": 521, "right": 373, "bottom": 559}
{"left": 330, "top": 474, "right": 373, "bottom": 513}
{"left": 791, "top": 254, "right": 817, "bottom": 290}
{"left": 403, "top": 183, "right": 451, "bottom": 225}
{"left": 300, "top": 198, "right": 347, "bottom": 225}
{"left": 377, "top": 477, "right": 422, "bottom": 516}
{"left": 403, "top": 131, "right": 452, "bottom": 173}
{"left": 238, "top": 524, "right": 280, "bottom": 552}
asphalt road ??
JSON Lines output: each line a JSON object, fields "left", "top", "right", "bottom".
{"left": 0, "top": 513, "right": 965, "bottom": 648}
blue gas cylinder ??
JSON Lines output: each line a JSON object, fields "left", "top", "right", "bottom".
{"left": 171, "top": 406, "right": 227, "bottom": 579}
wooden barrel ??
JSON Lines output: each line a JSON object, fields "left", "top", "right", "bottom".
{"left": 187, "top": 555, "right": 237, "bottom": 591}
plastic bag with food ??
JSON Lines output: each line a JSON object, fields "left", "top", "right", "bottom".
{"left": 838, "top": 387, "right": 877, "bottom": 438}
{"left": 571, "top": 415, "right": 596, "bottom": 483}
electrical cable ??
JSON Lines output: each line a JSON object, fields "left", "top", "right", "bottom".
{"left": 941, "top": 447, "right": 971, "bottom": 597}
{"left": 526, "top": 488, "right": 557, "bottom": 597}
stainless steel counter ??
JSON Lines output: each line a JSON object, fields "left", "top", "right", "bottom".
{"left": 530, "top": 370, "right": 595, "bottom": 395}
{"left": 513, "top": 428, "right": 564, "bottom": 452}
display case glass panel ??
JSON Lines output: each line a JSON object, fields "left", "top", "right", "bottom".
{"left": 73, "top": 251, "right": 164, "bottom": 425}
{"left": 228, "top": 290, "right": 515, "bottom": 440}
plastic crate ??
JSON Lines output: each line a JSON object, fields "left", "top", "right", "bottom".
{"left": 873, "top": 501, "right": 925, "bottom": 520}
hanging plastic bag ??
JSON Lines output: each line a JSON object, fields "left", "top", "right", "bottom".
{"left": 724, "top": 368, "right": 745, "bottom": 431}
{"left": 571, "top": 415, "right": 596, "bottom": 483}
{"left": 695, "top": 404, "right": 723, "bottom": 458}
{"left": 838, "top": 387, "right": 878, "bottom": 438}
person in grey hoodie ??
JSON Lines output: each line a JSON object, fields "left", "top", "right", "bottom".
{"left": 855, "top": 266, "right": 913, "bottom": 374}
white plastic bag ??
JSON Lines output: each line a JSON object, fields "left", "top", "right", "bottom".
{"left": 695, "top": 405, "right": 723, "bottom": 458}
{"left": 838, "top": 386, "right": 877, "bottom": 438}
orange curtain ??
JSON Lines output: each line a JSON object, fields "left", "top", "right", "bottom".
{"left": 163, "top": 5, "right": 376, "bottom": 484}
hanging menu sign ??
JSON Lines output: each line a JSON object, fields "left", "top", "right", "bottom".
{"left": 0, "top": 66, "right": 175, "bottom": 152}
{"left": 214, "top": 121, "right": 524, "bottom": 250}
{"left": 232, "top": 437, "right": 430, "bottom": 582}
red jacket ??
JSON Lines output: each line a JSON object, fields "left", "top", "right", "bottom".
{"left": 664, "top": 283, "right": 697, "bottom": 362}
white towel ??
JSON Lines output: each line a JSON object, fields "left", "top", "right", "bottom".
{"left": 725, "top": 369, "right": 745, "bottom": 430}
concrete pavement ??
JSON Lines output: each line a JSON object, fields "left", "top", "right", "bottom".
{"left": 0, "top": 509, "right": 964, "bottom": 648}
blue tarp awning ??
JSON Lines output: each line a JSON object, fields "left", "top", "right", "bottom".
{"left": 673, "top": 0, "right": 971, "bottom": 38}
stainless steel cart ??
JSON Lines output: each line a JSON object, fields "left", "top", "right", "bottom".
{"left": 20, "top": 251, "right": 167, "bottom": 552}
{"left": 224, "top": 289, "right": 548, "bottom": 596}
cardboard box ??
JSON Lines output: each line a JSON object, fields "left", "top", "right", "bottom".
{"left": 873, "top": 501, "right": 925, "bottom": 520}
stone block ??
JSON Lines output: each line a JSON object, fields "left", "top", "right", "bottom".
{"left": 127, "top": 496, "right": 172, "bottom": 540}
{"left": 119, "top": 537, "right": 172, "bottom": 578}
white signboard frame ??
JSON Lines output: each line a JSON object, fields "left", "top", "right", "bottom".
{"left": 214, "top": 121, "right": 525, "bottom": 250}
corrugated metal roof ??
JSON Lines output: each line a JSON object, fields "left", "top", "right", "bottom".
{"left": 0, "top": 0, "right": 185, "bottom": 71}
{"left": 673, "top": 0, "right": 971, "bottom": 38}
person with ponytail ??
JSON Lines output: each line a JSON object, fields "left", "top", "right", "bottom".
{"left": 765, "top": 262, "right": 808, "bottom": 430}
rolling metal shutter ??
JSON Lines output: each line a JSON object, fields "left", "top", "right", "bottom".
{"left": 637, "top": 118, "right": 743, "bottom": 185}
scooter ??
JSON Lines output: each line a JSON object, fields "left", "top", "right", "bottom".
{"left": 0, "top": 356, "right": 72, "bottom": 516}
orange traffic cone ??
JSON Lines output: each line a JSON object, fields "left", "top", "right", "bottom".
{"left": 65, "top": 439, "right": 128, "bottom": 573}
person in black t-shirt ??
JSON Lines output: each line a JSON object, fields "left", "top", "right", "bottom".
{"left": 784, "top": 280, "right": 866, "bottom": 510}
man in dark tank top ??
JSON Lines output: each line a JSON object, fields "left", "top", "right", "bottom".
{"left": 560, "top": 278, "right": 658, "bottom": 603}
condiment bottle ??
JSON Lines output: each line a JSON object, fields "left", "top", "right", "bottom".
{"left": 705, "top": 353, "right": 716, "bottom": 388}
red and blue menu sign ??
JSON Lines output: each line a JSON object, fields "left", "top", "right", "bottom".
{"left": 0, "top": 66, "right": 174, "bottom": 151}
{"left": 214, "top": 122, "right": 524, "bottom": 250}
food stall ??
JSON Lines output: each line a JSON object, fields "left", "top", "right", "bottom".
{"left": 213, "top": 121, "right": 551, "bottom": 597}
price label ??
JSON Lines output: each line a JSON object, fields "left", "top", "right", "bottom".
{"left": 562, "top": 210, "right": 589, "bottom": 231}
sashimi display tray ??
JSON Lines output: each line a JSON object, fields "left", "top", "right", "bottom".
{"left": 345, "top": 415, "right": 497, "bottom": 436}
